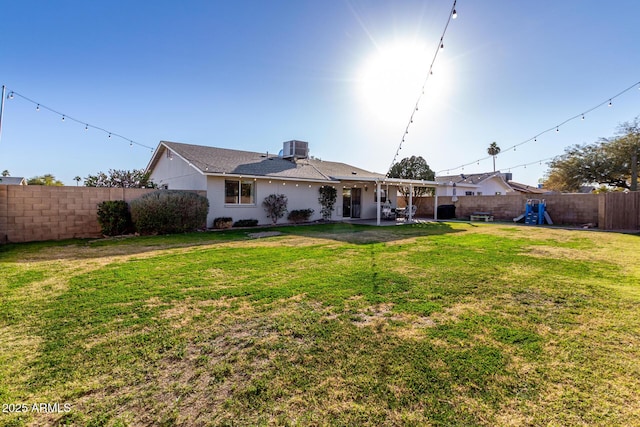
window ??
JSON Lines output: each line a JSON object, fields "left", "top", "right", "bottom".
{"left": 225, "top": 180, "right": 255, "bottom": 205}
{"left": 477, "top": 192, "right": 483, "bottom": 196}
{"left": 495, "top": 191, "right": 502, "bottom": 195}
{"left": 374, "top": 188, "right": 387, "bottom": 203}
{"left": 465, "top": 191, "right": 474, "bottom": 196}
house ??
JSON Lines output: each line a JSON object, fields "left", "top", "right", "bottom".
{"left": 0, "top": 176, "right": 27, "bottom": 185}
{"left": 435, "top": 172, "right": 515, "bottom": 197}
{"left": 146, "top": 140, "right": 439, "bottom": 226}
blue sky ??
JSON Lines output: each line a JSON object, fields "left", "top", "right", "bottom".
{"left": 1, "top": 0, "right": 639, "bottom": 186}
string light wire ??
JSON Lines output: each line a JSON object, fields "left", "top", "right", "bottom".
{"left": 386, "top": 0, "right": 458, "bottom": 176}
{"left": 4, "top": 89, "right": 155, "bottom": 151}
{"left": 437, "top": 79, "right": 640, "bottom": 174}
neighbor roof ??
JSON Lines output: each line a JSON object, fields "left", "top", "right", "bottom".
{"left": 508, "top": 181, "right": 547, "bottom": 194}
{"left": 435, "top": 172, "right": 506, "bottom": 185}
{"left": 147, "top": 141, "right": 385, "bottom": 182}
{"left": 0, "top": 176, "right": 27, "bottom": 185}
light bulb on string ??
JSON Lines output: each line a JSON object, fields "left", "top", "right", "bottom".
{"left": 61, "top": 115, "right": 65, "bottom": 122}
{"left": 440, "top": 42, "right": 444, "bottom": 50}
{"left": 108, "top": 133, "right": 111, "bottom": 139}
{"left": 8, "top": 92, "right": 14, "bottom": 99}
{"left": 452, "top": 9, "right": 457, "bottom": 19}
{"left": 36, "top": 104, "right": 40, "bottom": 111}
{"left": 556, "top": 127, "right": 559, "bottom": 132}
{"left": 608, "top": 100, "right": 612, "bottom": 107}
{"left": 85, "top": 124, "right": 88, "bottom": 131}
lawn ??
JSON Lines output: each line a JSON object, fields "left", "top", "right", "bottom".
{"left": 0, "top": 222, "right": 639, "bottom": 426}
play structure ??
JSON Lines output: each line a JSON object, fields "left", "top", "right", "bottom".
{"left": 513, "top": 199, "right": 553, "bottom": 225}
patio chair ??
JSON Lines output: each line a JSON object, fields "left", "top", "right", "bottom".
{"left": 381, "top": 202, "right": 395, "bottom": 220}
{"left": 403, "top": 205, "right": 417, "bottom": 220}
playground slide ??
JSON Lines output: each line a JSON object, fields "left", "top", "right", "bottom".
{"left": 513, "top": 213, "right": 525, "bottom": 222}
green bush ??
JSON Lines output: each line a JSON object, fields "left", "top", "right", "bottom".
{"left": 233, "top": 219, "right": 259, "bottom": 227}
{"left": 213, "top": 217, "right": 234, "bottom": 229}
{"left": 130, "top": 190, "right": 209, "bottom": 235}
{"left": 96, "top": 200, "right": 133, "bottom": 236}
{"left": 318, "top": 185, "right": 337, "bottom": 220}
{"left": 287, "top": 209, "right": 314, "bottom": 224}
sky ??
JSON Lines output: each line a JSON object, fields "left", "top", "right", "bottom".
{"left": 1, "top": 0, "right": 639, "bottom": 186}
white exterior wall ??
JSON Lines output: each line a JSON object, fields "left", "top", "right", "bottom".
{"left": 475, "top": 178, "right": 514, "bottom": 195}
{"left": 435, "top": 177, "right": 513, "bottom": 196}
{"left": 150, "top": 153, "right": 207, "bottom": 191}
{"left": 206, "top": 176, "right": 334, "bottom": 227}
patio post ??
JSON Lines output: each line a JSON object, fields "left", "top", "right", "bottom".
{"left": 434, "top": 189, "right": 438, "bottom": 220}
{"left": 408, "top": 183, "right": 413, "bottom": 223}
{"left": 376, "top": 180, "right": 381, "bottom": 226}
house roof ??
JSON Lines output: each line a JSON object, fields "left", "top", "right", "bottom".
{"left": 0, "top": 176, "right": 27, "bottom": 185}
{"left": 435, "top": 171, "right": 506, "bottom": 185}
{"left": 508, "top": 181, "right": 547, "bottom": 194}
{"left": 147, "top": 141, "right": 386, "bottom": 182}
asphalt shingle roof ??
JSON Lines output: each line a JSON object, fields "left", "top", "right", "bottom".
{"left": 154, "top": 141, "right": 385, "bottom": 182}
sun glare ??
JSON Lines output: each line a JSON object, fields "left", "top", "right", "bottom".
{"left": 358, "top": 41, "right": 447, "bottom": 125}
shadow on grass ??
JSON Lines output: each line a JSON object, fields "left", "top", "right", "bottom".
{"left": 280, "top": 221, "right": 463, "bottom": 244}
{"left": 0, "top": 222, "right": 464, "bottom": 262}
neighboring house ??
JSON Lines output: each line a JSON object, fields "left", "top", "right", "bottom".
{"left": 146, "top": 140, "right": 438, "bottom": 226}
{"left": 435, "top": 172, "right": 515, "bottom": 197}
{"left": 0, "top": 176, "right": 27, "bottom": 185}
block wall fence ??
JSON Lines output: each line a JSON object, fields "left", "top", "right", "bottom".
{"left": 1, "top": 186, "right": 638, "bottom": 243}
{"left": 0, "top": 186, "right": 203, "bottom": 243}
{"left": 398, "top": 192, "right": 640, "bottom": 231}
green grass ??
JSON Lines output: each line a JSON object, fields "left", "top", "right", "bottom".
{"left": 0, "top": 222, "right": 639, "bottom": 426}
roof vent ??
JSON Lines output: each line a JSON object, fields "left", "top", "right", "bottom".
{"left": 282, "top": 140, "right": 309, "bottom": 160}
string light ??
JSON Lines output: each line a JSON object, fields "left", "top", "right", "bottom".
{"left": 437, "top": 79, "right": 640, "bottom": 175}
{"left": 608, "top": 99, "right": 612, "bottom": 107}
{"left": 3, "top": 88, "right": 155, "bottom": 151}
{"left": 386, "top": 0, "right": 458, "bottom": 176}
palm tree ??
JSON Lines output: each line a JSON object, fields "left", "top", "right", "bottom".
{"left": 1, "top": 170, "right": 9, "bottom": 177}
{"left": 74, "top": 176, "right": 82, "bottom": 186}
{"left": 487, "top": 142, "right": 501, "bottom": 172}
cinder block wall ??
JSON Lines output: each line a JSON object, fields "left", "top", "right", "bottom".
{"left": 399, "top": 193, "right": 602, "bottom": 226}
{"left": 0, "top": 186, "right": 205, "bottom": 243}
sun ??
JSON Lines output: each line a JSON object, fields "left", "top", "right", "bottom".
{"left": 358, "top": 40, "right": 445, "bottom": 125}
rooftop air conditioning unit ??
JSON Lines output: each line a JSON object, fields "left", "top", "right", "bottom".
{"left": 282, "top": 140, "right": 309, "bottom": 159}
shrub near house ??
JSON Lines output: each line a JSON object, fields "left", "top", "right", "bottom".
{"left": 288, "top": 209, "right": 314, "bottom": 224}
{"left": 130, "top": 190, "right": 209, "bottom": 234}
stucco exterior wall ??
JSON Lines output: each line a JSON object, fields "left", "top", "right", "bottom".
{"left": 206, "top": 176, "right": 332, "bottom": 226}
{"left": 435, "top": 177, "right": 513, "bottom": 196}
{"left": 150, "top": 151, "right": 207, "bottom": 191}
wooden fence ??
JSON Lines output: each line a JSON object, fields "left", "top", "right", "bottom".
{"left": 599, "top": 191, "right": 640, "bottom": 231}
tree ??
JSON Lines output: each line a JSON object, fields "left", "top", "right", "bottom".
{"left": 27, "top": 174, "right": 64, "bottom": 186}
{"left": 387, "top": 155, "right": 435, "bottom": 206}
{"left": 1, "top": 170, "right": 9, "bottom": 177}
{"left": 318, "top": 185, "right": 337, "bottom": 220}
{"left": 84, "top": 169, "right": 156, "bottom": 188}
{"left": 487, "top": 142, "right": 501, "bottom": 172}
{"left": 262, "top": 194, "right": 288, "bottom": 225}
{"left": 545, "top": 117, "right": 640, "bottom": 192}
{"left": 74, "top": 176, "right": 82, "bottom": 186}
